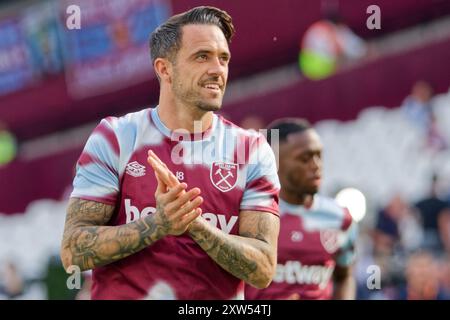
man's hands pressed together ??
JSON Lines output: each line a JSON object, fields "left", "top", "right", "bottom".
{"left": 147, "top": 149, "right": 204, "bottom": 234}
{"left": 152, "top": 181, "right": 203, "bottom": 236}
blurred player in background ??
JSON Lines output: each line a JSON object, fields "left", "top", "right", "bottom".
{"left": 60, "top": 6, "right": 280, "bottom": 299}
{"left": 299, "top": 4, "right": 368, "bottom": 80}
{"left": 245, "top": 118, "right": 357, "bottom": 300}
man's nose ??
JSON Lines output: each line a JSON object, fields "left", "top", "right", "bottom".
{"left": 207, "top": 57, "right": 226, "bottom": 77}
{"left": 310, "top": 155, "right": 321, "bottom": 170}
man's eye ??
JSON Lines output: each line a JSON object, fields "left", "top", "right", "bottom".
{"left": 197, "top": 54, "right": 207, "bottom": 61}
{"left": 298, "top": 155, "right": 310, "bottom": 163}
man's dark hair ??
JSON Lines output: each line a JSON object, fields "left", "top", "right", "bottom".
{"left": 266, "top": 118, "right": 312, "bottom": 145}
{"left": 149, "top": 6, "right": 235, "bottom": 65}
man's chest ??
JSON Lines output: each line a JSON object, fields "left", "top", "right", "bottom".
{"left": 115, "top": 147, "right": 247, "bottom": 233}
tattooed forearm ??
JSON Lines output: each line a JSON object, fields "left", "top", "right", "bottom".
{"left": 188, "top": 211, "right": 279, "bottom": 289}
{"left": 193, "top": 231, "right": 259, "bottom": 278}
{"left": 240, "top": 213, "right": 272, "bottom": 243}
{"left": 61, "top": 198, "right": 166, "bottom": 271}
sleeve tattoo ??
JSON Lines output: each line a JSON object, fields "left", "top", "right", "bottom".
{"left": 61, "top": 198, "right": 166, "bottom": 271}
{"left": 188, "top": 211, "right": 279, "bottom": 288}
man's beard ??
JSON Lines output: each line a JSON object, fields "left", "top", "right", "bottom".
{"left": 195, "top": 100, "right": 222, "bottom": 112}
{"left": 172, "top": 71, "right": 224, "bottom": 112}
{"left": 172, "top": 81, "right": 223, "bottom": 112}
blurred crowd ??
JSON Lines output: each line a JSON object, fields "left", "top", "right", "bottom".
{"left": 355, "top": 173, "right": 450, "bottom": 300}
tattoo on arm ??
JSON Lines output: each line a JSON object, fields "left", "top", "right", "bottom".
{"left": 188, "top": 212, "right": 279, "bottom": 287}
{"left": 240, "top": 212, "right": 272, "bottom": 243}
{"left": 61, "top": 198, "right": 166, "bottom": 271}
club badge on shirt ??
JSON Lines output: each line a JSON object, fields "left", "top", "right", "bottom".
{"left": 210, "top": 161, "right": 238, "bottom": 192}
{"left": 320, "top": 229, "right": 340, "bottom": 254}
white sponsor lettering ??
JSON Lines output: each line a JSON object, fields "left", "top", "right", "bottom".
{"left": 273, "top": 261, "right": 334, "bottom": 289}
{"left": 125, "top": 199, "right": 155, "bottom": 223}
{"left": 202, "top": 212, "right": 238, "bottom": 234}
{"left": 124, "top": 199, "right": 237, "bottom": 233}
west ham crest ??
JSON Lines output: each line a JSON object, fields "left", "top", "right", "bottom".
{"left": 210, "top": 162, "right": 238, "bottom": 192}
{"left": 320, "top": 229, "right": 340, "bottom": 254}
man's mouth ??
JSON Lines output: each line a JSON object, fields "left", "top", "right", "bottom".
{"left": 201, "top": 83, "right": 222, "bottom": 92}
{"left": 311, "top": 175, "right": 321, "bottom": 185}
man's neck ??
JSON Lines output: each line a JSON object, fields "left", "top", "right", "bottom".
{"left": 280, "top": 190, "right": 314, "bottom": 208}
{"left": 157, "top": 97, "right": 213, "bottom": 133}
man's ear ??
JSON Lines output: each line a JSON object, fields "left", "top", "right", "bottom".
{"left": 154, "top": 58, "right": 172, "bottom": 84}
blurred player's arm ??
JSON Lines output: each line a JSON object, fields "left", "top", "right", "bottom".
{"left": 333, "top": 216, "right": 358, "bottom": 300}
{"left": 438, "top": 208, "right": 450, "bottom": 254}
{"left": 60, "top": 182, "right": 201, "bottom": 272}
{"left": 188, "top": 211, "right": 280, "bottom": 289}
{"left": 333, "top": 264, "right": 356, "bottom": 299}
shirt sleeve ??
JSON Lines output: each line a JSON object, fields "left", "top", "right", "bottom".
{"left": 70, "top": 118, "right": 120, "bottom": 205}
{"left": 240, "top": 134, "right": 280, "bottom": 216}
{"left": 336, "top": 220, "right": 358, "bottom": 267}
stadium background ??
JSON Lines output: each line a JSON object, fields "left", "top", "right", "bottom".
{"left": 0, "top": 0, "right": 450, "bottom": 299}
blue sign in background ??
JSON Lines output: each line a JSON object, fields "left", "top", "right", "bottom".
{"left": 0, "top": 19, "right": 34, "bottom": 96}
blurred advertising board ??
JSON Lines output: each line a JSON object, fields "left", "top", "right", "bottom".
{"left": 0, "top": 18, "right": 35, "bottom": 96}
{"left": 0, "top": 0, "right": 62, "bottom": 97}
{"left": 21, "top": 1, "right": 63, "bottom": 77}
{"left": 58, "top": 0, "right": 171, "bottom": 99}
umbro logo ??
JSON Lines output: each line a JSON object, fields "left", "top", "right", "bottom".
{"left": 126, "top": 161, "right": 146, "bottom": 177}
